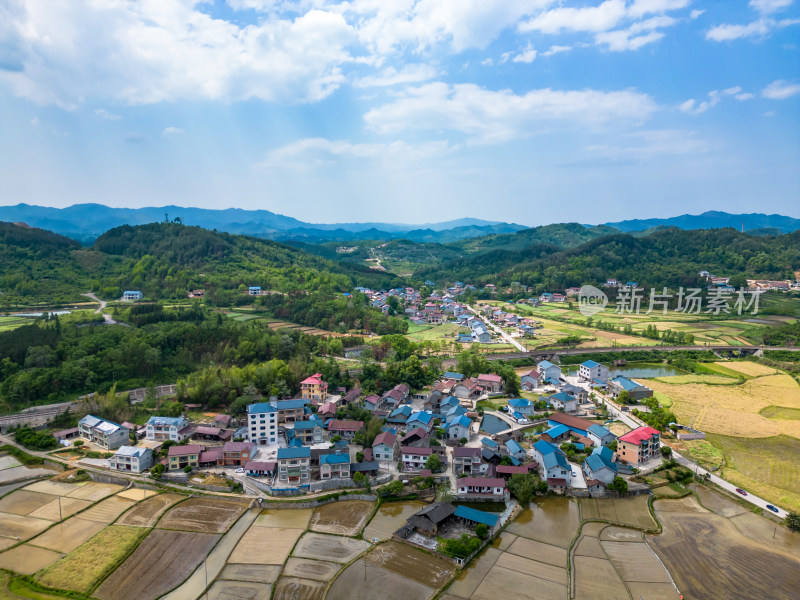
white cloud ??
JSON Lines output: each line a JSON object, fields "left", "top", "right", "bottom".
{"left": 364, "top": 82, "right": 657, "bottom": 144}
{"left": 595, "top": 15, "right": 675, "bottom": 51}
{"left": 735, "top": 92, "right": 755, "bottom": 100}
{"left": 519, "top": 0, "right": 628, "bottom": 34}
{"left": 690, "top": 9, "right": 705, "bottom": 19}
{"left": 706, "top": 17, "right": 800, "bottom": 41}
{"left": 257, "top": 137, "right": 457, "bottom": 169}
{"left": 679, "top": 87, "right": 752, "bottom": 114}
{"left": 512, "top": 44, "right": 537, "bottom": 63}
{"left": 94, "top": 109, "right": 121, "bottom": 120}
{"left": 162, "top": 126, "right": 185, "bottom": 136}
{"left": 627, "top": 0, "right": 691, "bottom": 19}
{"left": 30, "top": 117, "right": 38, "bottom": 126}
{"left": 762, "top": 79, "right": 800, "bottom": 99}
{"left": 749, "top": 0, "right": 794, "bottom": 15}
{"left": 542, "top": 45, "right": 571, "bottom": 56}
{"left": 481, "top": 57, "right": 494, "bottom": 66}
{"left": 353, "top": 64, "right": 438, "bottom": 88}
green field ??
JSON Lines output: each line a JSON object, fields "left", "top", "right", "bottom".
{"left": 406, "top": 322, "right": 466, "bottom": 342}
{"left": 759, "top": 406, "right": 800, "bottom": 420}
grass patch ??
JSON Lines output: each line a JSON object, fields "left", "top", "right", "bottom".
{"left": 652, "top": 391, "right": 672, "bottom": 410}
{"left": 684, "top": 440, "right": 725, "bottom": 470}
{"left": 0, "top": 446, "right": 44, "bottom": 466}
{"left": 653, "top": 374, "right": 740, "bottom": 385}
{"left": 476, "top": 399, "right": 508, "bottom": 412}
{"left": 406, "top": 323, "right": 466, "bottom": 342}
{"left": 0, "top": 573, "right": 72, "bottom": 600}
{"left": 758, "top": 406, "right": 800, "bottom": 420}
{"left": 36, "top": 525, "right": 148, "bottom": 593}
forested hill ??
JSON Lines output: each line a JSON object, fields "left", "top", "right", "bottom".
{"left": 1, "top": 222, "right": 405, "bottom": 306}
{"left": 450, "top": 222, "right": 619, "bottom": 254}
{"left": 416, "top": 227, "right": 800, "bottom": 291}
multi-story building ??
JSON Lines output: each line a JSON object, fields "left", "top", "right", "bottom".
{"left": 222, "top": 441, "right": 257, "bottom": 466}
{"left": 168, "top": 444, "right": 204, "bottom": 471}
{"left": 78, "top": 415, "right": 130, "bottom": 450}
{"left": 452, "top": 447, "right": 487, "bottom": 475}
{"left": 247, "top": 402, "right": 278, "bottom": 445}
{"left": 111, "top": 446, "right": 154, "bottom": 473}
{"left": 401, "top": 446, "right": 432, "bottom": 471}
{"left": 319, "top": 453, "right": 350, "bottom": 479}
{"left": 300, "top": 373, "right": 328, "bottom": 402}
{"left": 455, "top": 477, "right": 508, "bottom": 501}
{"left": 272, "top": 399, "right": 307, "bottom": 423}
{"left": 145, "top": 416, "right": 190, "bottom": 442}
{"left": 578, "top": 360, "right": 610, "bottom": 383}
{"left": 618, "top": 426, "right": 661, "bottom": 465}
{"left": 372, "top": 432, "right": 397, "bottom": 461}
{"left": 277, "top": 447, "right": 311, "bottom": 484}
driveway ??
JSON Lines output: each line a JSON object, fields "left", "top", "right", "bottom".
{"left": 569, "top": 462, "right": 587, "bottom": 489}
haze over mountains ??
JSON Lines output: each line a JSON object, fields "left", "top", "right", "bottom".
{"left": 1, "top": 204, "right": 799, "bottom": 245}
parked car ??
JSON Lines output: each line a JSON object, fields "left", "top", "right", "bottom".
{"left": 235, "top": 467, "right": 245, "bottom": 474}
{"left": 766, "top": 504, "right": 779, "bottom": 513}
{"left": 735, "top": 488, "right": 747, "bottom": 496}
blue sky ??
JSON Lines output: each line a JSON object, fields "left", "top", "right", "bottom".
{"left": 1, "top": 0, "right": 798, "bottom": 226}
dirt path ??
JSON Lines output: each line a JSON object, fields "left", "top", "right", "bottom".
{"left": 81, "top": 292, "right": 117, "bottom": 324}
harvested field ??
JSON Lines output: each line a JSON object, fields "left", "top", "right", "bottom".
{"left": 36, "top": 525, "right": 148, "bottom": 593}
{"left": 23, "top": 480, "right": 84, "bottom": 496}
{"left": 689, "top": 484, "right": 746, "bottom": 517}
{"left": 28, "top": 517, "right": 105, "bottom": 553}
{"left": 654, "top": 374, "right": 738, "bottom": 384}
{"left": 0, "top": 490, "right": 57, "bottom": 516}
{"left": 207, "top": 580, "right": 270, "bottom": 600}
{"left": 627, "top": 582, "right": 680, "bottom": 599}
{"left": 293, "top": 532, "right": 364, "bottom": 564}
{"left": 0, "top": 457, "right": 21, "bottom": 471}
{"left": 0, "top": 511, "right": 52, "bottom": 540}
{"left": 602, "top": 541, "right": 673, "bottom": 582}
{"left": 157, "top": 497, "right": 246, "bottom": 533}
{"left": 327, "top": 559, "right": 433, "bottom": 600}
{"left": 116, "top": 493, "right": 184, "bottom": 527}
{"left": 219, "top": 564, "right": 281, "bottom": 583}
{"left": 716, "top": 361, "right": 777, "bottom": 376}
{"left": 65, "top": 482, "right": 123, "bottom": 501}
{"left": 505, "top": 497, "right": 580, "bottom": 548}
{"left": 0, "top": 465, "right": 52, "bottom": 483}
{"left": 573, "top": 534, "right": 607, "bottom": 559}
{"left": 0, "top": 544, "right": 63, "bottom": 575}
{"left": 446, "top": 546, "right": 502, "bottom": 599}
{"left": 505, "top": 536, "right": 566, "bottom": 567}
{"left": 494, "top": 552, "right": 567, "bottom": 586}
{"left": 599, "top": 526, "right": 644, "bottom": 542}
{"left": 283, "top": 557, "right": 341, "bottom": 581}
{"left": 254, "top": 507, "right": 312, "bottom": 529}
{"left": 28, "top": 496, "right": 92, "bottom": 521}
{"left": 95, "top": 529, "right": 220, "bottom": 600}
{"left": 228, "top": 526, "right": 303, "bottom": 564}
{"left": 573, "top": 556, "right": 628, "bottom": 600}
{"left": 471, "top": 565, "right": 567, "bottom": 600}
{"left": 79, "top": 495, "right": 136, "bottom": 523}
{"left": 363, "top": 501, "right": 425, "bottom": 541}
{"left": 649, "top": 500, "right": 800, "bottom": 600}
{"left": 116, "top": 488, "right": 158, "bottom": 501}
{"left": 272, "top": 576, "right": 325, "bottom": 600}
{"left": 0, "top": 538, "right": 16, "bottom": 551}
{"left": 366, "top": 541, "right": 454, "bottom": 588}
{"left": 728, "top": 512, "right": 800, "bottom": 557}
{"left": 309, "top": 500, "right": 373, "bottom": 536}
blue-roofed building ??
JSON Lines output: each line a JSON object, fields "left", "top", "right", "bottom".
{"left": 457, "top": 334, "right": 474, "bottom": 343}
{"left": 531, "top": 440, "right": 571, "bottom": 485}
{"left": 447, "top": 415, "right": 472, "bottom": 440}
{"left": 583, "top": 446, "right": 618, "bottom": 484}
{"left": 122, "top": 290, "right": 143, "bottom": 301}
{"left": 579, "top": 360, "right": 609, "bottom": 383}
{"left": 541, "top": 424, "right": 571, "bottom": 444}
{"left": 587, "top": 424, "right": 616, "bottom": 447}
{"left": 145, "top": 416, "right": 190, "bottom": 442}
{"left": 453, "top": 505, "right": 500, "bottom": 529}
{"left": 248, "top": 286, "right": 261, "bottom": 295}
{"left": 445, "top": 404, "right": 468, "bottom": 423}
{"left": 537, "top": 360, "right": 562, "bottom": 381}
{"left": 507, "top": 397, "right": 536, "bottom": 416}
{"left": 277, "top": 446, "right": 311, "bottom": 483}
{"left": 320, "top": 452, "right": 351, "bottom": 479}
{"left": 608, "top": 376, "right": 653, "bottom": 402}
{"left": 248, "top": 401, "right": 278, "bottom": 445}
{"left": 481, "top": 437, "right": 499, "bottom": 451}
{"left": 407, "top": 411, "right": 434, "bottom": 433}
{"left": 387, "top": 405, "right": 412, "bottom": 425}
{"left": 291, "top": 418, "right": 325, "bottom": 445}
{"left": 272, "top": 398, "right": 309, "bottom": 424}
{"left": 548, "top": 392, "right": 578, "bottom": 414}
{"left": 504, "top": 439, "right": 526, "bottom": 460}
{"left": 443, "top": 372, "right": 465, "bottom": 381}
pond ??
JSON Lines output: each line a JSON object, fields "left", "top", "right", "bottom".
{"left": 565, "top": 362, "right": 685, "bottom": 379}
{"left": 479, "top": 414, "right": 508, "bottom": 434}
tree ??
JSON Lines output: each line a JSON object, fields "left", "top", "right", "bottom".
{"left": 356, "top": 451, "right": 364, "bottom": 463}
{"left": 183, "top": 465, "right": 193, "bottom": 474}
{"left": 475, "top": 523, "right": 489, "bottom": 539}
{"left": 150, "top": 463, "right": 164, "bottom": 479}
{"left": 381, "top": 479, "right": 404, "bottom": 497}
{"left": 424, "top": 453, "right": 442, "bottom": 472}
{"left": 617, "top": 390, "right": 631, "bottom": 405}
{"left": 353, "top": 471, "right": 367, "bottom": 487}
{"left": 507, "top": 473, "right": 537, "bottom": 505}
{"left": 608, "top": 476, "right": 628, "bottom": 493}
{"left": 785, "top": 511, "right": 800, "bottom": 532}
{"left": 660, "top": 445, "right": 672, "bottom": 457}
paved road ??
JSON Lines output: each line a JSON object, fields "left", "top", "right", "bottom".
{"left": 598, "top": 392, "right": 789, "bottom": 520}
{"left": 466, "top": 305, "right": 527, "bottom": 352}
{"left": 81, "top": 291, "right": 119, "bottom": 324}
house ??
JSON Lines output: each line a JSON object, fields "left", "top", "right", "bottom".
{"left": 547, "top": 412, "right": 591, "bottom": 437}
{"left": 248, "top": 286, "right": 261, "bottom": 295}
{"left": 272, "top": 399, "right": 307, "bottom": 423}
{"left": 342, "top": 387, "right": 362, "bottom": 405}
{"left": 504, "top": 439, "right": 526, "bottom": 461}
{"left": 406, "top": 502, "right": 456, "bottom": 537}
{"left": 222, "top": 441, "right": 257, "bottom": 466}
{"left": 481, "top": 437, "right": 499, "bottom": 453}
{"left": 496, "top": 463, "right": 538, "bottom": 479}
{"left": 587, "top": 424, "right": 616, "bottom": 447}
{"left": 520, "top": 369, "right": 542, "bottom": 391}
{"left": 192, "top": 426, "right": 232, "bottom": 442}
{"left": 401, "top": 446, "right": 432, "bottom": 471}
{"left": 214, "top": 414, "right": 232, "bottom": 428}
{"left": 247, "top": 402, "right": 278, "bottom": 445}
{"left": 78, "top": 415, "right": 130, "bottom": 450}
{"left": 168, "top": 444, "right": 204, "bottom": 471}
{"left": 453, "top": 378, "right": 484, "bottom": 400}
{"left": 387, "top": 405, "right": 412, "bottom": 425}
{"left": 444, "top": 404, "right": 468, "bottom": 424}
{"left": 362, "top": 395, "right": 380, "bottom": 411}
{"left": 277, "top": 447, "right": 311, "bottom": 483}
{"left": 301, "top": 373, "right": 328, "bottom": 402}
{"left": 198, "top": 447, "right": 223, "bottom": 467}
{"left": 452, "top": 447, "right": 487, "bottom": 475}
{"left": 579, "top": 360, "right": 609, "bottom": 383}
{"left": 618, "top": 426, "right": 661, "bottom": 465}
{"left": 319, "top": 453, "right": 351, "bottom": 479}
{"left": 328, "top": 419, "right": 364, "bottom": 441}
{"left": 372, "top": 431, "right": 397, "bottom": 461}
{"left": 292, "top": 418, "right": 325, "bottom": 445}
{"left": 401, "top": 428, "right": 430, "bottom": 447}
{"left": 531, "top": 440, "right": 571, "bottom": 485}
{"left": 456, "top": 477, "right": 508, "bottom": 501}
{"left": 111, "top": 446, "right": 153, "bottom": 473}
{"left": 472, "top": 326, "right": 492, "bottom": 343}
{"left": 53, "top": 427, "right": 80, "bottom": 443}
{"left": 447, "top": 415, "right": 472, "bottom": 440}
{"left": 540, "top": 424, "right": 571, "bottom": 444}
{"left": 245, "top": 461, "right": 276, "bottom": 477}
{"left": 145, "top": 416, "right": 190, "bottom": 442}
{"left": 537, "top": 360, "right": 562, "bottom": 381}
{"left": 343, "top": 345, "right": 368, "bottom": 359}
{"left": 608, "top": 376, "right": 653, "bottom": 402}
{"left": 406, "top": 411, "right": 434, "bottom": 433}
{"left": 319, "top": 402, "right": 337, "bottom": 420}
{"left": 583, "top": 446, "right": 618, "bottom": 484}
{"left": 122, "top": 290, "right": 143, "bottom": 301}
{"left": 548, "top": 392, "right": 578, "bottom": 414}
{"left": 443, "top": 371, "right": 465, "bottom": 382}
{"left": 453, "top": 505, "right": 500, "bottom": 530}
{"left": 507, "top": 397, "right": 536, "bottom": 417}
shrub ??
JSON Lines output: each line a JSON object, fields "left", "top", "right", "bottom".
{"left": 608, "top": 476, "right": 628, "bottom": 493}
{"left": 786, "top": 511, "right": 800, "bottom": 532}
{"left": 150, "top": 463, "right": 164, "bottom": 479}
{"left": 439, "top": 534, "right": 481, "bottom": 559}
{"left": 475, "top": 523, "right": 489, "bottom": 539}
{"left": 14, "top": 427, "right": 57, "bottom": 451}
{"left": 507, "top": 473, "right": 537, "bottom": 505}
{"left": 73, "top": 440, "right": 84, "bottom": 447}
{"left": 183, "top": 465, "right": 193, "bottom": 473}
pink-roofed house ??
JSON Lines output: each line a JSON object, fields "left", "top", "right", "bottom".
{"left": 477, "top": 373, "right": 504, "bottom": 393}
{"left": 319, "top": 401, "right": 337, "bottom": 419}
{"left": 301, "top": 373, "right": 328, "bottom": 402}
{"left": 617, "top": 426, "right": 661, "bottom": 465}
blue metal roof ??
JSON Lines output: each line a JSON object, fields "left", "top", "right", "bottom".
{"left": 389, "top": 406, "right": 412, "bottom": 418}
{"left": 277, "top": 447, "right": 310, "bottom": 459}
{"left": 588, "top": 424, "right": 613, "bottom": 437}
{"left": 549, "top": 392, "right": 574, "bottom": 402}
{"left": 443, "top": 372, "right": 464, "bottom": 379}
{"left": 611, "top": 376, "right": 642, "bottom": 391}
{"left": 544, "top": 424, "right": 569, "bottom": 438}
{"left": 538, "top": 360, "right": 558, "bottom": 370}
{"left": 481, "top": 437, "right": 498, "bottom": 448}
{"left": 408, "top": 411, "right": 433, "bottom": 425}
{"left": 585, "top": 453, "right": 617, "bottom": 473}
{"left": 454, "top": 505, "right": 499, "bottom": 527}
{"left": 505, "top": 439, "right": 523, "bottom": 454}
{"left": 581, "top": 360, "right": 600, "bottom": 368}
{"left": 275, "top": 399, "right": 308, "bottom": 409}
{"left": 543, "top": 451, "right": 569, "bottom": 470}
{"left": 508, "top": 397, "right": 531, "bottom": 408}
{"left": 320, "top": 453, "right": 350, "bottom": 465}
{"left": 146, "top": 416, "right": 185, "bottom": 427}
{"left": 293, "top": 419, "right": 322, "bottom": 430}
{"left": 248, "top": 402, "right": 276, "bottom": 414}
{"left": 452, "top": 415, "right": 472, "bottom": 428}
{"left": 533, "top": 439, "right": 557, "bottom": 455}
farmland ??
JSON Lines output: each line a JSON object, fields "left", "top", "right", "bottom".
{"left": 309, "top": 499, "right": 372, "bottom": 536}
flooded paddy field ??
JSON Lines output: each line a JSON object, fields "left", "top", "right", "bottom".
{"left": 326, "top": 559, "right": 434, "bottom": 600}
{"left": 273, "top": 576, "right": 326, "bottom": 600}
{"left": 366, "top": 540, "right": 454, "bottom": 588}
{"left": 293, "top": 531, "right": 364, "bottom": 563}
{"left": 362, "top": 500, "right": 425, "bottom": 541}
{"left": 578, "top": 495, "right": 656, "bottom": 530}
{"left": 254, "top": 507, "right": 313, "bottom": 529}
{"left": 116, "top": 492, "right": 184, "bottom": 527}
{"left": 505, "top": 497, "right": 580, "bottom": 547}
{"left": 157, "top": 497, "right": 246, "bottom": 533}
{"left": 309, "top": 500, "right": 373, "bottom": 536}
{"left": 206, "top": 579, "right": 270, "bottom": 600}
{"left": 283, "top": 557, "right": 341, "bottom": 581}
{"left": 228, "top": 526, "right": 304, "bottom": 564}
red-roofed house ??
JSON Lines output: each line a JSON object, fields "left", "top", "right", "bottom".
{"left": 520, "top": 369, "right": 542, "bottom": 391}
{"left": 477, "top": 374, "right": 504, "bottom": 393}
{"left": 168, "top": 445, "right": 204, "bottom": 471}
{"left": 301, "top": 373, "right": 328, "bottom": 402}
{"left": 198, "top": 447, "right": 222, "bottom": 467}
{"left": 618, "top": 426, "right": 661, "bottom": 465}
{"left": 373, "top": 431, "right": 397, "bottom": 461}
{"left": 319, "top": 402, "right": 337, "bottom": 419}
{"left": 222, "top": 441, "right": 257, "bottom": 466}
{"left": 245, "top": 461, "right": 276, "bottom": 477}
{"left": 401, "top": 446, "right": 432, "bottom": 471}
{"left": 328, "top": 419, "right": 364, "bottom": 441}
{"left": 456, "top": 477, "right": 508, "bottom": 501}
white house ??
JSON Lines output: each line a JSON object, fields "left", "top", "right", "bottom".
{"left": 401, "top": 446, "right": 432, "bottom": 471}
{"left": 111, "top": 446, "right": 154, "bottom": 473}
{"left": 247, "top": 401, "right": 278, "bottom": 445}
{"left": 122, "top": 290, "right": 143, "bottom": 301}
{"left": 78, "top": 415, "right": 130, "bottom": 450}
{"left": 456, "top": 477, "right": 508, "bottom": 501}
{"left": 507, "top": 397, "right": 536, "bottom": 417}
{"left": 587, "top": 424, "right": 616, "bottom": 448}
{"left": 537, "top": 360, "right": 562, "bottom": 382}
{"left": 532, "top": 440, "right": 571, "bottom": 485}
{"left": 447, "top": 415, "right": 472, "bottom": 440}
{"left": 578, "top": 360, "right": 610, "bottom": 383}
{"left": 582, "top": 446, "right": 617, "bottom": 485}
{"left": 548, "top": 392, "right": 578, "bottom": 414}
{"left": 372, "top": 431, "right": 397, "bottom": 461}
{"left": 145, "top": 416, "right": 190, "bottom": 442}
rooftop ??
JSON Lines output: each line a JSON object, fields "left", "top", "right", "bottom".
{"left": 619, "top": 426, "right": 661, "bottom": 445}
{"left": 248, "top": 402, "right": 277, "bottom": 414}
{"left": 168, "top": 444, "right": 204, "bottom": 456}
{"left": 458, "top": 477, "right": 505, "bottom": 488}
{"left": 277, "top": 447, "right": 311, "bottom": 459}
{"left": 453, "top": 505, "right": 499, "bottom": 527}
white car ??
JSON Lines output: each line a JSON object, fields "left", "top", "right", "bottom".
{"left": 235, "top": 468, "right": 245, "bottom": 474}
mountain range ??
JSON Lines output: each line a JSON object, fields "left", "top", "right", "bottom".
{"left": 605, "top": 211, "right": 800, "bottom": 234}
